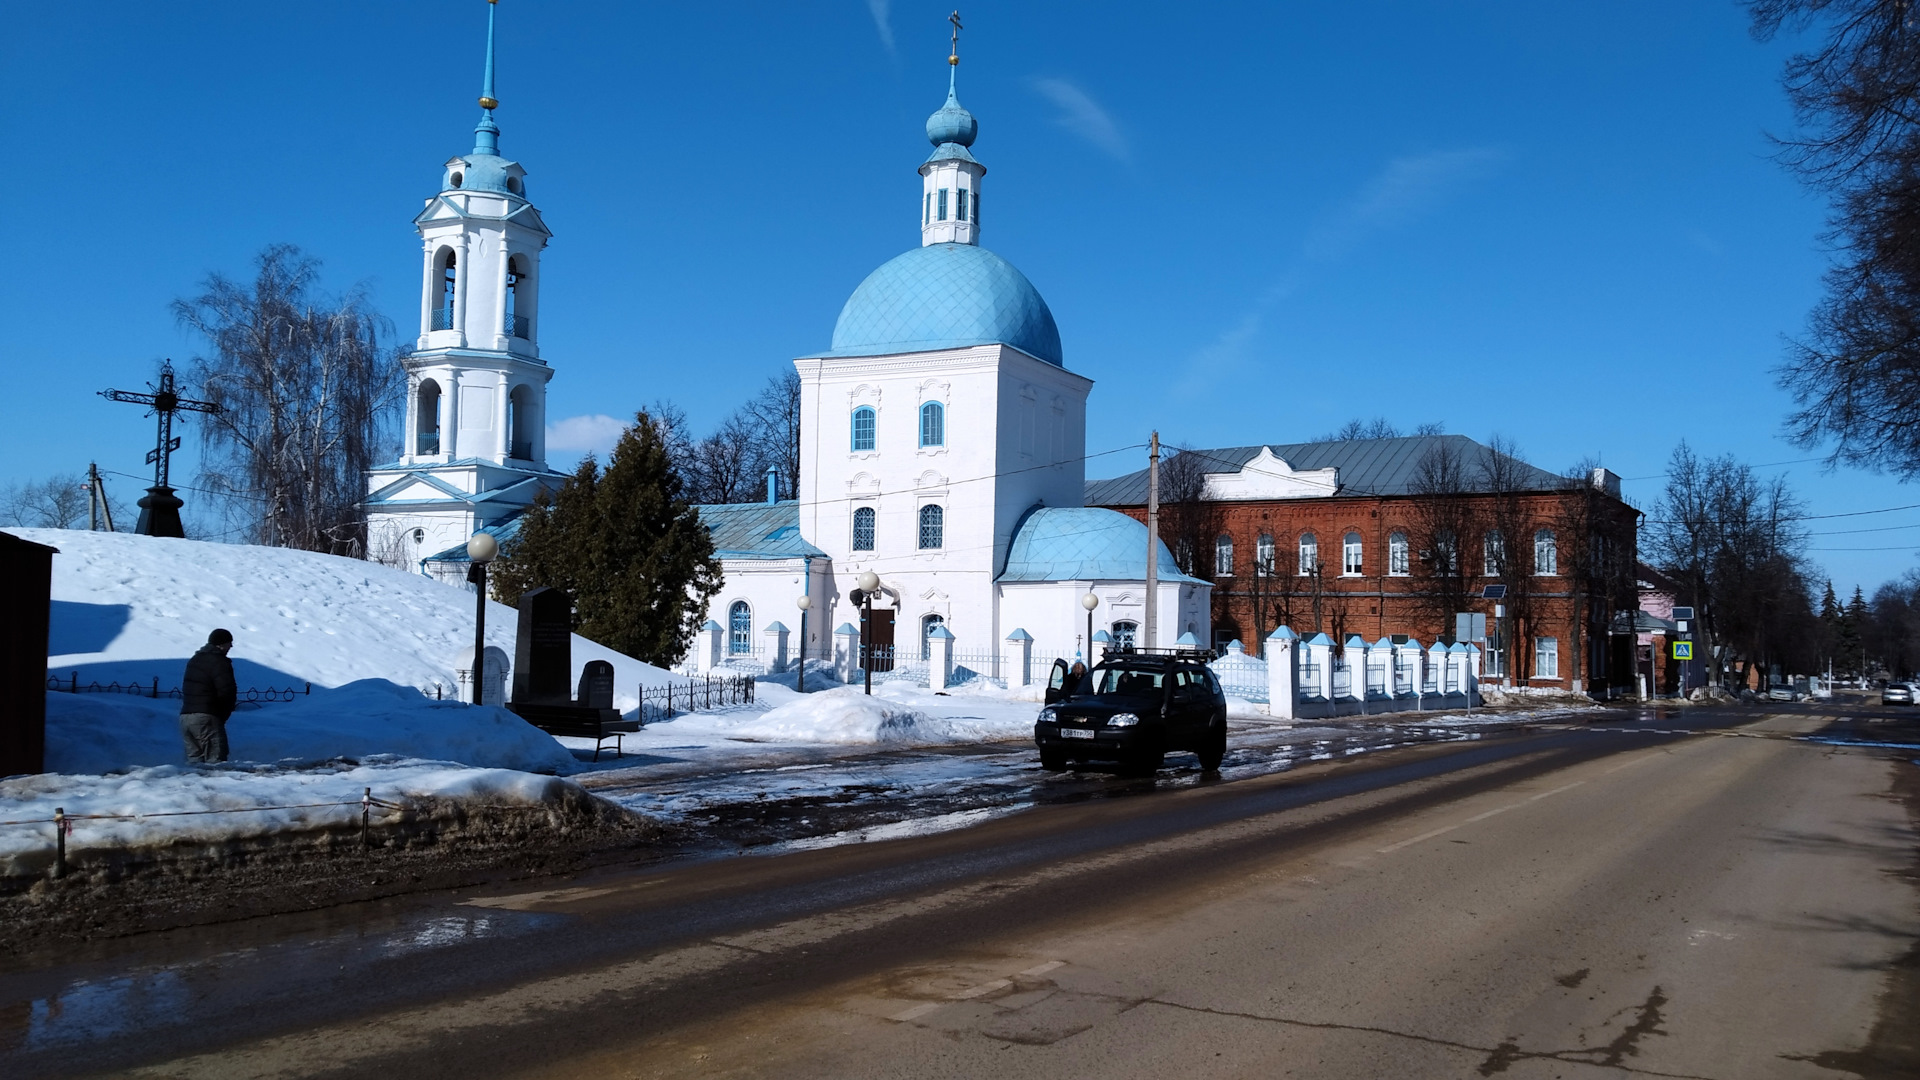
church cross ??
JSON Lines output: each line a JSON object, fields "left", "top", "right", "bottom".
{"left": 99, "top": 360, "right": 220, "bottom": 491}
{"left": 949, "top": 10, "right": 963, "bottom": 65}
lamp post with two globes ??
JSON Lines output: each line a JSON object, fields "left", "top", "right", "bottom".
{"left": 466, "top": 531, "right": 500, "bottom": 705}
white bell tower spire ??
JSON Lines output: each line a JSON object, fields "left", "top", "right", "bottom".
{"left": 920, "top": 11, "right": 984, "bottom": 247}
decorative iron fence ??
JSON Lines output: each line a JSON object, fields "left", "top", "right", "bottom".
{"left": 46, "top": 673, "right": 312, "bottom": 703}
{"left": 636, "top": 674, "right": 755, "bottom": 724}
{"left": 506, "top": 312, "right": 530, "bottom": 339}
{"left": 1366, "top": 656, "right": 1389, "bottom": 696}
{"left": 431, "top": 307, "right": 455, "bottom": 331}
{"left": 1299, "top": 662, "right": 1322, "bottom": 694}
{"left": 1330, "top": 660, "right": 1352, "bottom": 699}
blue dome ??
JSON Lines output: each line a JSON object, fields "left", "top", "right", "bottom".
{"left": 442, "top": 153, "right": 527, "bottom": 199}
{"left": 828, "top": 244, "right": 1064, "bottom": 366}
{"left": 926, "top": 89, "right": 977, "bottom": 147}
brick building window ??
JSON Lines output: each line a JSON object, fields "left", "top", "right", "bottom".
{"left": 1298, "top": 532, "right": 1317, "bottom": 575}
{"left": 1256, "top": 534, "right": 1274, "bottom": 576}
{"left": 1534, "top": 528, "right": 1557, "bottom": 575}
{"left": 1216, "top": 533, "right": 1234, "bottom": 576}
{"left": 1483, "top": 530, "right": 1506, "bottom": 577}
{"left": 1434, "top": 529, "right": 1458, "bottom": 573}
{"left": 1534, "top": 637, "right": 1559, "bottom": 678}
{"left": 1342, "top": 532, "right": 1363, "bottom": 575}
{"left": 1389, "top": 532, "right": 1410, "bottom": 576}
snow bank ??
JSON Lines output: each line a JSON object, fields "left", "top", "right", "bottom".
{"left": 713, "top": 687, "right": 1034, "bottom": 746}
{"left": 45, "top": 682, "right": 575, "bottom": 775}
{"left": 19, "top": 529, "right": 679, "bottom": 715}
{"left": 0, "top": 760, "right": 592, "bottom": 878}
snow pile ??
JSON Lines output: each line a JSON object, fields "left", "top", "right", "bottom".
{"left": 716, "top": 686, "right": 1034, "bottom": 745}
{"left": 19, "top": 529, "right": 677, "bottom": 714}
{"left": 0, "top": 760, "right": 592, "bottom": 879}
{"left": 45, "top": 682, "right": 575, "bottom": 775}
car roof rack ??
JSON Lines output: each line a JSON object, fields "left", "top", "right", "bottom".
{"left": 1106, "top": 644, "right": 1218, "bottom": 661}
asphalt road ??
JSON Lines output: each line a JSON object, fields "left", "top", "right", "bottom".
{"left": 4, "top": 703, "right": 1917, "bottom": 1079}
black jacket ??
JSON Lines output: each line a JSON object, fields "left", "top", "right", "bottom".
{"left": 182, "top": 645, "right": 237, "bottom": 719}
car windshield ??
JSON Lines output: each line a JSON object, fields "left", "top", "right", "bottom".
{"left": 1086, "top": 666, "right": 1166, "bottom": 697}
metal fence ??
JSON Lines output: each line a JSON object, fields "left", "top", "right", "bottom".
{"left": 1330, "top": 659, "right": 1352, "bottom": 699}
{"left": 46, "top": 673, "right": 312, "bottom": 704}
{"left": 636, "top": 674, "right": 756, "bottom": 724}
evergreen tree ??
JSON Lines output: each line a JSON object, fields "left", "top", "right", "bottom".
{"left": 1819, "top": 579, "right": 1841, "bottom": 669}
{"left": 1842, "top": 585, "right": 1870, "bottom": 675}
{"left": 494, "top": 411, "right": 723, "bottom": 667}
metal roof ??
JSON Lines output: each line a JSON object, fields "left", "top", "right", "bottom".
{"left": 997, "top": 507, "right": 1207, "bottom": 584}
{"left": 822, "top": 243, "right": 1064, "bottom": 367}
{"left": 695, "top": 500, "right": 828, "bottom": 560}
{"left": 1084, "top": 435, "right": 1567, "bottom": 505}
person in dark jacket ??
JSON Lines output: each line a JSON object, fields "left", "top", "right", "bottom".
{"left": 180, "top": 628, "right": 237, "bottom": 764}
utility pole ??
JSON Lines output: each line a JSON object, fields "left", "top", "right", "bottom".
{"left": 87, "top": 463, "right": 115, "bottom": 532}
{"left": 1144, "top": 432, "right": 1160, "bottom": 649}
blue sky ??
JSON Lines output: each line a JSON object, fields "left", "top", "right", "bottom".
{"left": 6, "top": 1, "right": 1911, "bottom": 595}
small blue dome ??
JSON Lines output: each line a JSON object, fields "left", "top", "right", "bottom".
{"left": 926, "top": 89, "right": 977, "bottom": 147}
{"left": 828, "top": 244, "right": 1064, "bottom": 367}
{"left": 442, "top": 153, "right": 527, "bottom": 199}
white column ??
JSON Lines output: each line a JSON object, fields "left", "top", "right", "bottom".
{"left": 444, "top": 369, "right": 462, "bottom": 458}
{"left": 1305, "top": 633, "right": 1334, "bottom": 701}
{"left": 696, "top": 620, "right": 722, "bottom": 674}
{"left": 836, "top": 623, "right": 861, "bottom": 684}
{"left": 1266, "top": 626, "right": 1298, "bottom": 720}
{"left": 764, "top": 622, "right": 790, "bottom": 673}
{"left": 1345, "top": 635, "right": 1368, "bottom": 703}
{"left": 1007, "top": 628, "right": 1033, "bottom": 687}
{"left": 494, "top": 234, "right": 512, "bottom": 350}
{"left": 495, "top": 372, "right": 510, "bottom": 462}
{"left": 419, "top": 243, "right": 436, "bottom": 347}
{"left": 928, "top": 625, "right": 954, "bottom": 690}
{"left": 452, "top": 236, "right": 470, "bottom": 346}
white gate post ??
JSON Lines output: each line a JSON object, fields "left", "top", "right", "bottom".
{"left": 835, "top": 622, "right": 861, "bottom": 684}
{"left": 928, "top": 625, "right": 954, "bottom": 690}
{"left": 697, "top": 620, "right": 723, "bottom": 675}
{"left": 1305, "top": 633, "right": 1335, "bottom": 703}
{"left": 1466, "top": 643, "right": 1483, "bottom": 704}
{"left": 1266, "top": 626, "right": 1298, "bottom": 719}
{"left": 1007, "top": 628, "right": 1034, "bottom": 687}
{"left": 764, "top": 621, "right": 790, "bottom": 673}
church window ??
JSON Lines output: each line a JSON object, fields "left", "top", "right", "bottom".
{"left": 1215, "top": 534, "right": 1234, "bottom": 577}
{"left": 1343, "top": 532, "right": 1363, "bottom": 575}
{"left": 918, "top": 504, "right": 944, "bottom": 549}
{"left": 852, "top": 506, "right": 875, "bottom": 550}
{"left": 938, "top": 188, "right": 949, "bottom": 221}
{"left": 921, "top": 613, "right": 945, "bottom": 660}
{"left": 1389, "top": 532, "right": 1410, "bottom": 576}
{"left": 1256, "top": 534, "right": 1274, "bottom": 576}
{"left": 851, "top": 406, "right": 876, "bottom": 452}
{"left": 506, "top": 175, "right": 522, "bottom": 194}
{"left": 1111, "top": 621, "right": 1138, "bottom": 650}
{"left": 415, "top": 379, "right": 442, "bottom": 456}
{"left": 434, "top": 250, "right": 457, "bottom": 332}
{"left": 450, "top": 171, "right": 464, "bottom": 188}
{"left": 957, "top": 189, "right": 969, "bottom": 223}
{"left": 1298, "top": 532, "right": 1318, "bottom": 576}
{"left": 728, "top": 601, "right": 753, "bottom": 655}
{"left": 924, "top": 192, "right": 931, "bottom": 225}
{"left": 919, "top": 402, "right": 945, "bottom": 447}
{"left": 1534, "top": 528, "right": 1557, "bottom": 575}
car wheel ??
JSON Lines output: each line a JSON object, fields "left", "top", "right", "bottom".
{"left": 1196, "top": 719, "right": 1226, "bottom": 772}
{"left": 1040, "top": 749, "right": 1068, "bottom": 771}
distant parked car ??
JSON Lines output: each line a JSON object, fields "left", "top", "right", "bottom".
{"left": 1882, "top": 682, "right": 1914, "bottom": 706}
{"left": 1767, "top": 684, "right": 1799, "bottom": 702}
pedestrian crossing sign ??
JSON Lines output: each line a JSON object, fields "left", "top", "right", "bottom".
{"left": 1672, "top": 641, "right": 1693, "bottom": 660}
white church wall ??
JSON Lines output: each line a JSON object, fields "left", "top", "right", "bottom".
{"left": 687, "top": 558, "right": 827, "bottom": 671}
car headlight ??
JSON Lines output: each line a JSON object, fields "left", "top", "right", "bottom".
{"left": 1039, "top": 708, "right": 1058, "bottom": 723}
{"left": 1107, "top": 713, "right": 1140, "bottom": 727}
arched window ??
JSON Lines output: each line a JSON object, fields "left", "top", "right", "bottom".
{"left": 1435, "top": 529, "right": 1459, "bottom": 573}
{"left": 504, "top": 256, "right": 529, "bottom": 339}
{"left": 1389, "top": 531, "right": 1410, "bottom": 576}
{"left": 728, "top": 601, "right": 752, "bottom": 655}
{"left": 919, "top": 401, "right": 945, "bottom": 448}
{"left": 852, "top": 506, "right": 875, "bottom": 551}
{"left": 415, "top": 379, "right": 441, "bottom": 455}
{"left": 1215, "top": 534, "right": 1234, "bottom": 577}
{"left": 918, "top": 504, "right": 944, "bottom": 549}
{"left": 507, "top": 385, "right": 535, "bottom": 460}
{"left": 434, "top": 249, "right": 457, "bottom": 331}
{"left": 1343, "top": 532, "right": 1364, "bottom": 575}
{"left": 1111, "top": 621, "right": 1138, "bottom": 650}
{"left": 1534, "top": 528, "right": 1557, "bottom": 575}
{"left": 921, "top": 613, "right": 945, "bottom": 660}
{"left": 1484, "top": 530, "right": 1507, "bottom": 577}
{"left": 1298, "top": 532, "right": 1318, "bottom": 576}
{"left": 851, "top": 406, "right": 877, "bottom": 452}
{"left": 1256, "top": 534, "right": 1275, "bottom": 576}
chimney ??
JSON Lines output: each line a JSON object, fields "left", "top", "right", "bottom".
{"left": 766, "top": 466, "right": 779, "bottom": 504}
{"left": 1591, "top": 467, "right": 1622, "bottom": 498}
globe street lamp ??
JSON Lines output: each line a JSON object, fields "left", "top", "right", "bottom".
{"left": 466, "top": 531, "right": 500, "bottom": 705}
{"left": 1082, "top": 591, "right": 1101, "bottom": 665}
{"left": 856, "top": 570, "right": 881, "bottom": 696}
{"left": 795, "top": 593, "right": 812, "bottom": 694}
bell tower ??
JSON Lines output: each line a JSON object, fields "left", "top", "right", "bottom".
{"left": 365, "top": 0, "right": 565, "bottom": 580}
{"left": 920, "top": 12, "right": 984, "bottom": 247}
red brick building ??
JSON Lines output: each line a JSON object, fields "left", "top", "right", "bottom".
{"left": 1086, "top": 436, "right": 1640, "bottom": 693}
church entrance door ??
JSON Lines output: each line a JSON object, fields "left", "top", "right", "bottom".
{"left": 864, "top": 607, "right": 896, "bottom": 672}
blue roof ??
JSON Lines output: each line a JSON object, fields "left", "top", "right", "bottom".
{"left": 997, "top": 508, "right": 1206, "bottom": 584}
{"left": 825, "top": 243, "right": 1064, "bottom": 367}
{"left": 695, "top": 501, "right": 827, "bottom": 560}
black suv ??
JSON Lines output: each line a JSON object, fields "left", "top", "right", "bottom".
{"left": 1033, "top": 651, "right": 1228, "bottom": 774}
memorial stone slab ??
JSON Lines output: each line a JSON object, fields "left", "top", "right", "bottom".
{"left": 513, "top": 587, "right": 573, "bottom": 705}
{"left": 577, "top": 659, "right": 616, "bottom": 710}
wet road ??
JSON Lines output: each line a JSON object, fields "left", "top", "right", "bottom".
{"left": 3, "top": 703, "right": 1916, "bottom": 1078}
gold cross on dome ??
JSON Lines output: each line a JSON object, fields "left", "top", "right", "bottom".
{"left": 949, "top": 10, "right": 963, "bottom": 64}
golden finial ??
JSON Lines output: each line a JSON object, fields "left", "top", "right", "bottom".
{"left": 949, "top": 10, "right": 962, "bottom": 65}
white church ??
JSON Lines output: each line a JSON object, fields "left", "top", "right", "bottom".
{"left": 364, "top": 8, "right": 1211, "bottom": 674}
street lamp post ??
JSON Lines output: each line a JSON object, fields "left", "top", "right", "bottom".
{"left": 856, "top": 570, "right": 880, "bottom": 696}
{"left": 795, "top": 594, "right": 812, "bottom": 694}
{"left": 465, "top": 531, "right": 499, "bottom": 705}
{"left": 1082, "top": 591, "right": 1100, "bottom": 663}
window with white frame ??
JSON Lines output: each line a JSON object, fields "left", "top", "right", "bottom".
{"left": 1298, "top": 532, "right": 1317, "bottom": 575}
{"left": 1483, "top": 530, "right": 1506, "bottom": 577}
{"left": 728, "top": 600, "right": 752, "bottom": 655}
{"left": 1256, "top": 534, "right": 1274, "bottom": 576}
{"left": 918, "top": 504, "right": 944, "bottom": 549}
{"left": 919, "top": 401, "right": 945, "bottom": 448}
{"left": 852, "top": 506, "right": 875, "bottom": 551}
{"left": 1111, "top": 621, "right": 1138, "bottom": 649}
{"left": 1343, "top": 531, "right": 1363, "bottom": 575}
{"left": 1534, "top": 637, "right": 1559, "bottom": 678}
{"left": 1216, "top": 533, "right": 1234, "bottom": 576}
{"left": 851, "top": 406, "right": 876, "bottom": 452}
{"left": 1389, "top": 531, "right": 1410, "bottom": 576}
{"left": 1534, "top": 528, "right": 1557, "bottom": 575}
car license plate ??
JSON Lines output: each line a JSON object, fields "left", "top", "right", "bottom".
{"left": 1059, "top": 727, "right": 1094, "bottom": 739}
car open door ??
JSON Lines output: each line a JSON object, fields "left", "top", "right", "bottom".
{"left": 1044, "top": 657, "right": 1072, "bottom": 705}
